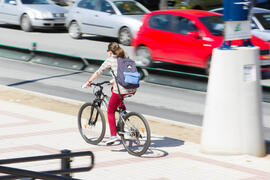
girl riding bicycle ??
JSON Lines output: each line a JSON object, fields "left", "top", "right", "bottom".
{"left": 83, "top": 42, "right": 137, "bottom": 145}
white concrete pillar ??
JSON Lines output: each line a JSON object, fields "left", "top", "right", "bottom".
{"left": 200, "top": 46, "right": 265, "bottom": 157}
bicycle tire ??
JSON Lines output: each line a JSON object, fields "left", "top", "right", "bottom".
{"left": 78, "top": 102, "right": 106, "bottom": 145}
{"left": 119, "top": 112, "right": 151, "bottom": 156}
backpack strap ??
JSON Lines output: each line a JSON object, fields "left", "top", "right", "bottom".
{"left": 110, "top": 68, "right": 125, "bottom": 110}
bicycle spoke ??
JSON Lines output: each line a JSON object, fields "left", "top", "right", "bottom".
{"left": 78, "top": 103, "right": 106, "bottom": 145}
{"left": 120, "top": 112, "right": 151, "bottom": 156}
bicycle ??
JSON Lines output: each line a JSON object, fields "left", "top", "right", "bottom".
{"left": 78, "top": 80, "right": 151, "bottom": 156}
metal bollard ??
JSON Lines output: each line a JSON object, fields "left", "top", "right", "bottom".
{"left": 27, "top": 42, "right": 37, "bottom": 61}
{"left": 61, "top": 149, "right": 72, "bottom": 177}
{"left": 32, "top": 42, "right": 37, "bottom": 51}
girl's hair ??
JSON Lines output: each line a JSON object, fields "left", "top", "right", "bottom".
{"left": 107, "top": 42, "right": 126, "bottom": 58}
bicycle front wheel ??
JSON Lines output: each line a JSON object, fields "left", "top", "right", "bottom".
{"left": 78, "top": 103, "right": 106, "bottom": 145}
{"left": 120, "top": 112, "right": 151, "bottom": 156}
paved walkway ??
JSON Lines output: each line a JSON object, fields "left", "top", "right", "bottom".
{"left": 0, "top": 85, "right": 270, "bottom": 180}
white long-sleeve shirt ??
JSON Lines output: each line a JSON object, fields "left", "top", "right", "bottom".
{"left": 96, "top": 56, "right": 136, "bottom": 94}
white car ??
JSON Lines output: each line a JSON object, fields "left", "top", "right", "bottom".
{"left": 0, "top": 0, "right": 68, "bottom": 32}
{"left": 210, "top": 7, "right": 270, "bottom": 42}
{"left": 66, "top": 0, "right": 150, "bottom": 45}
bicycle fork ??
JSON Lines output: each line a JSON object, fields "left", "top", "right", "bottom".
{"left": 87, "top": 98, "right": 108, "bottom": 127}
{"left": 87, "top": 105, "right": 99, "bottom": 126}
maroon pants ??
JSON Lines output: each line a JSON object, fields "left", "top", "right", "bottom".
{"left": 108, "top": 90, "right": 133, "bottom": 136}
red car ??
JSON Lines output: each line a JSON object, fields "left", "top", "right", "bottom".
{"left": 132, "top": 10, "right": 270, "bottom": 74}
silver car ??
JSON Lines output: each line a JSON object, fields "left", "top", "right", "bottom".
{"left": 66, "top": 0, "right": 150, "bottom": 45}
{"left": 210, "top": 7, "right": 270, "bottom": 42}
{"left": 0, "top": 0, "right": 68, "bottom": 32}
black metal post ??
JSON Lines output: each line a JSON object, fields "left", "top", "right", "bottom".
{"left": 61, "top": 149, "right": 72, "bottom": 178}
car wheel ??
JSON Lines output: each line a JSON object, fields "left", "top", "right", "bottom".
{"left": 68, "top": 21, "right": 82, "bottom": 39}
{"left": 136, "top": 46, "right": 152, "bottom": 67}
{"left": 118, "top": 27, "right": 132, "bottom": 46}
{"left": 20, "top": 14, "right": 33, "bottom": 32}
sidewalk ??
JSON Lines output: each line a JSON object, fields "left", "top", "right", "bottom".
{"left": 0, "top": 85, "right": 270, "bottom": 180}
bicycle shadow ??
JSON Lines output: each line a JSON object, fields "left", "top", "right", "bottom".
{"left": 110, "top": 136, "right": 185, "bottom": 158}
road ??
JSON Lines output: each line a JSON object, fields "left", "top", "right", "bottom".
{"left": 0, "top": 24, "right": 134, "bottom": 60}
{"left": 0, "top": 57, "right": 204, "bottom": 125}
{"left": 0, "top": 25, "right": 270, "bottom": 140}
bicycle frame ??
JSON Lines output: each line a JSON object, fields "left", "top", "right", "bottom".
{"left": 87, "top": 82, "right": 110, "bottom": 127}
{"left": 91, "top": 84, "right": 109, "bottom": 109}
{"left": 89, "top": 79, "right": 140, "bottom": 137}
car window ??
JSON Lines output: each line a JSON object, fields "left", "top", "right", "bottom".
{"left": 148, "top": 14, "right": 172, "bottom": 31}
{"left": 113, "top": 1, "right": 148, "bottom": 15}
{"left": 170, "top": 15, "right": 198, "bottom": 34}
{"left": 251, "top": 19, "right": 259, "bottom": 29}
{"left": 254, "top": 13, "right": 270, "bottom": 30}
{"left": 199, "top": 15, "right": 224, "bottom": 36}
{"left": 21, "top": 0, "right": 50, "bottom": 4}
{"left": 78, "top": 0, "right": 97, "bottom": 10}
{"left": 99, "top": 0, "right": 115, "bottom": 13}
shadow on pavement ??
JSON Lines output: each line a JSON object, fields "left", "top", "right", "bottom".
{"left": 82, "top": 35, "right": 118, "bottom": 44}
{"left": 0, "top": 23, "right": 67, "bottom": 33}
{"left": 111, "top": 136, "right": 184, "bottom": 158}
{"left": 7, "top": 72, "right": 82, "bottom": 87}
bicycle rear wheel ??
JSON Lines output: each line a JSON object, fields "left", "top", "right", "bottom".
{"left": 78, "top": 103, "right": 106, "bottom": 145}
{"left": 120, "top": 112, "right": 151, "bottom": 156}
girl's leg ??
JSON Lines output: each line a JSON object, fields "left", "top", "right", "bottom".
{"left": 107, "top": 92, "right": 122, "bottom": 136}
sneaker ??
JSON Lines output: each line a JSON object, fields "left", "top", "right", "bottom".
{"left": 105, "top": 136, "right": 118, "bottom": 145}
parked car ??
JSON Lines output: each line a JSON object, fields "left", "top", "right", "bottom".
{"left": 173, "top": 0, "right": 222, "bottom": 10}
{"left": 0, "top": 0, "right": 68, "bottom": 32}
{"left": 210, "top": 7, "right": 270, "bottom": 42}
{"left": 132, "top": 10, "right": 270, "bottom": 74}
{"left": 66, "top": 0, "right": 150, "bottom": 45}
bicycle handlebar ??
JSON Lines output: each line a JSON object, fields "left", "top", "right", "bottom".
{"left": 90, "top": 81, "right": 110, "bottom": 87}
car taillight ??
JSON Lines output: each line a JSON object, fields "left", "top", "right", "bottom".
{"left": 260, "top": 49, "right": 270, "bottom": 60}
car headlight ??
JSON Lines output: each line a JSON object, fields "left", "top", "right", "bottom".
{"left": 41, "top": 12, "right": 53, "bottom": 18}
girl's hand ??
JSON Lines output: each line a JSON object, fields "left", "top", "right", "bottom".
{"left": 110, "top": 79, "right": 114, "bottom": 86}
{"left": 82, "top": 81, "right": 90, "bottom": 88}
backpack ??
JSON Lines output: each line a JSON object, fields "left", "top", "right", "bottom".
{"left": 116, "top": 58, "right": 140, "bottom": 89}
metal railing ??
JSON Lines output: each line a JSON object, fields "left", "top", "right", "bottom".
{"left": 0, "top": 149, "right": 94, "bottom": 180}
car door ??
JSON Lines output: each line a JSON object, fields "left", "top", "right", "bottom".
{"left": 93, "top": 0, "right": 118, "bottom": 37}
{"left": 75, "top": 0, "right": 100, "bottom": 34}
{"left": 1, "top": 0, "right": 19, "bottom": 24}
{"left": 0, "top": 0, "right": 4, "bottom": 20}
{"left": 146, "top": 14, "right": 175, "bottom": 62}
{"left": 167, "top": 15, "right": 207, "bottom": 66}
